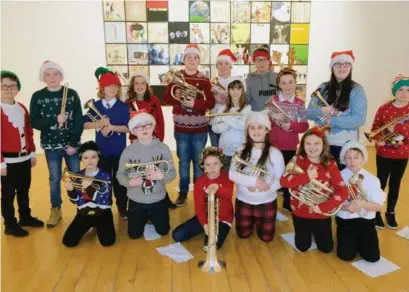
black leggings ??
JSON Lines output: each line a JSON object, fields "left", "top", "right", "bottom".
{"left": 330, "top": 145, "right": 346, "bottom": 171}
{"left": 281, "top": 150, "right": 296, "bottom": 209}
{"left": 376, "top": 155, "right": 408, "bottom": 213}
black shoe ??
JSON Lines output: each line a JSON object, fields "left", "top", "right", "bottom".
{"left": 375, "top": 212, "right": 385, "bottom": 229}
{"left": 5, "top": 225, "right": 29, "bottom": 237}
{"left": 166, "top": 192, "right": 177, "bottom": 209}
{"left": 19, "top": 216, "right": 44, "bottom": 228}
{"left": 119, "top": 210, "right": 128, "bottom": 220}
{"left": 386, "top": 212, "right": 398, "bottom": 229}
{"left": 175, "top": 192, "right": 187, "bottom": 207}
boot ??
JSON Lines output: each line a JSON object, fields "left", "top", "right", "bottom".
{"left": 386, "top": 212, "right": 398, "bottom": 229}
{"left": 175, "top": 192, "right": 187, "bottom": 207}
{"left": 166, "top": 192, "right": 177, "bottom": 209}
{"left": 46, "top": 207, "right": 62, "bottom": 228}
{"left": 5, "top": 225, "right": 29, "bottom": 237}
{"left": 19, "top": 216, "right": 44, "bottom": 228}
{"left": 375, "top": 212, "right": 385, "bottom": 229}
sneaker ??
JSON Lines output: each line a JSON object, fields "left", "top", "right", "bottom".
{"left": 19, "top": 216, "right": 44, "bottom": 228}
{"left": 375, "top": 212, "right": 385, "bottom": 230}
{"left": 47, "top": 207, "right": 62, "bottom": 228}
{"left": 5, "top": 225, "right": 29, "bottom": 237}
{"left": 386, "top": 212, "right": 398, "bottom": 229}
{"left": 175, "top": 192, "right": 187, "bottom": 207}
{"left": 166, "top": 192, "right": 177, "bottom": 209}
{"left": 119, "top": 210, "right": 128, "bottom": 220}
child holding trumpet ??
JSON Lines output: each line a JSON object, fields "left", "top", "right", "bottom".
{"left": 63, "top": 141, "right": 115, "bottom": 247}
{"left": 30, "top": 60, "right": 83, "bottom": 228}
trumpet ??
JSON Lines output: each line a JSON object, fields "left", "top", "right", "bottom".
{"left": 163, "top": 69, "right": 206, "bottom": 102}
{"left": 125, "top": 160, "right": 171, "bottom": 178}
{"left": 62, "top": 167, "right": 111, "bottom": 192}
{"left": 231, "top": 153, "right": 273, "bottom": 180}
{"left": 347, "top": 173, "right": 369, "bottom": 217}
{"left": 284, "top": 157, "right": 341, "bottom": 216}
{"left": 210, "top": 76, "right": 226, "bottom": 92}
{"left": 265, "top": 97, "right": 295, "bottom": 130}
{"left": 311, "top": 90, "right": 337, "bottom": 123}
{"left": 364, "top": 113, "right": 409, "bottom": 144}
{"left": 84, "top": 98, "right": 114, "bottom": 138}
{"left": 198, "top": 184, "right": 226, "bottom": 273}
{"left": 59, "top": 83, "right": 69, "bottom": 129}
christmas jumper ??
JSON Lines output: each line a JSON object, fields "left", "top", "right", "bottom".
{"left": 30, "top": 86, "right": 83, "bottom": 150}
{"left": 163, "top": 70, "right": 215, "bottom": 134}
{"left": 194, "top": 170, "right": 234, "bottom": 227}
{"left": 280, "top": 155, "right": 349, "bottom": 219}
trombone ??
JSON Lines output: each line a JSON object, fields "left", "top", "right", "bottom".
{"left": 364, "top": 113, "right": 409, "bottom": 144}
{"left": 125, "top": 160, "right": 171, "bottom": 179}
{"left": 84, "top": 98, "right": 114, "bottom": 138}
{"left": 62, "top": 167, "right": 111, "bottom": 192}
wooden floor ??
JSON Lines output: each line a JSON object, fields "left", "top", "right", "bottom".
{"left": 1, "top": 148, "right": 409, "bottom": 292}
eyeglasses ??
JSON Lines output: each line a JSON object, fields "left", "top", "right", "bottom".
{"left": 254, "top": 58, "right": 268, "bottom": 64}
{"left": 134, "top": 123, "right": 153, "bottom": 131}
{"left": 1, "top": 85, "right": 18, "bottom": 91}
{"left": 333, "top": 62, "right": 351, "bottom": 69}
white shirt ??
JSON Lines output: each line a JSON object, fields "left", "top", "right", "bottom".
{"left": 229, "top": 146, "right": 285, "bottom": 205}
{"left": 337, "top": 168, "right": 385, "bottom": 220}
{"left": 278, "top": 92, "right": 295, "bottom": 103}
{"left": 102, "top": 98, "right": 117, "bottom": 109}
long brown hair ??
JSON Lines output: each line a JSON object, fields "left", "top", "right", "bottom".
{"left": 127, "top": 75, "right": 154, "bottom": 102}
{"left": 224, "top": 80, "right": 247, "bottom": 113}
{"left": 240, "top": 131, "right": 271, "bottom": 169}
{"left": 297, "top": 128, "right": 333, "bottom": 167}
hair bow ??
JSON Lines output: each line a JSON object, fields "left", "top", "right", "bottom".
{"left": 311, "top": 125, "right": 331, "bottom": 137}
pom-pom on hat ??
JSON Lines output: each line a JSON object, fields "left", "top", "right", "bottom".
{"left": 391, "top": 73, "right": 409, "bottom": 96}
{"left": 329, "top": 50, "right": 355, "bottom": 68}
{"left": 216, "top": 49, "right": 237, "bottom": 66}
{"left": 128, "top": 109, "right": 156, "bottom": 131}
{"left": 227, "top": 76, "right": 246, "bottom": 93}
{"left": 39, "top": 60, "right": 64, "bottom": 82}
{"left": 79, "top": 141, "right": 101, "bottom": 158}
{"left": 1, "top": 70, "right": 21, "bottom": 90}
{"left": 95, "top": 67, "right": 122, "bottom": 89}
{"left": 245, "top": 110, "right": 271, "bottom": 131}
{"left": 184, "top": 44, "right": 201, "bottom": 58}
{"left": 199, "top": 146, "right": 227, "bottom": 169}
{"left": 339, "top": 140, "right": 368, "bottom": 165}
{"left": 131, "top": 70, "right": 150, "bottom": 86}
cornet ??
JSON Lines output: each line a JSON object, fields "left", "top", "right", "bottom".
{"left": 364, "top": 113, "right": 409, "bottom": 145}
{"left": 284, "top": 157, "right": 341, "bottom": 216}
{"left": 231, "top": 153, "right": 273, "bottom": 187}
{"left": 84, "top": 98, "right": 114, "bottom": 138}
{"left": 62, "top": 167, "right": 111, "bottom": 192}
{"left": 265, "top": 97, "right": 295, "bottom": 130}
{"left": 163, "top": 69, "right": 206, "bottom": 102}
{"left": 311, "top": 90, "right": 337, "bottom": 123}
{"left": 125, "top": 160, "right": 171, "bottom": 179}
{"left": 347, "top": 173, "right": 368, "bottom": 217}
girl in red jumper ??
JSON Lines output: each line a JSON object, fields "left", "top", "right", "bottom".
{"left": 172, "top": 147, "right": 234, "bottom": 251}
{"left": 266, "top": 68, "right": 309, "bottom": 212}
{"left": 280, "top": 126, "right": 348, "bottom": 253}
{"left": 370, "top": 74, "right": 409, "bottom": 229}
{"left": 126, "top": 71, "right": 165, "bottom": 143}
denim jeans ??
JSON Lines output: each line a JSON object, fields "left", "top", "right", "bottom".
{"left": 45, "top": 150, "right": 80, "bottom": 207}
{"left": 174, "top": 132, "right": 207, "bottom": 193}
{"left": 208, "top": 128, "right": 220, "bottom": 147}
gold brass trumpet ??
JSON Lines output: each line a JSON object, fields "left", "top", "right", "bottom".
{"left": 125, "top": 160, "right": 171, "bottom": 178}
{"left": 364, "top": 113, "right": 409, "bottom": 144}
{"left": 210, "top": 76, "right": 226, "bottom": 92}
{"left": 347, "top": 173, "right": 369, "bottom": 217}
{"left": 312, "top": 90, "right": 331, "bottom": 107}
{"left": 231, "top": 153, "right": 273, "bottom": 180}
{"left": 284, "top": 157, "right": 341, "bottom": 216}
{"left": 62, "top": 167, "right": 111, "bottom": 191}
{"left": 163, "top": 69, "right": 206, "bottom": 102}
{"left": 265, "top": 97, "right": 295, "bottom": 130}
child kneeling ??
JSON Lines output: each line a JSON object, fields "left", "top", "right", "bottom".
{"left": 336, "top": 141, "right": 385, "bottom": 262}
{"left": 172, "top": 147, "right": 234, "bottom": 251}
{"left": 63, "top": 141, "right": 116, "bottom": 247}
{"left": 117, "top": 111, "right": 176, "bottom": 239}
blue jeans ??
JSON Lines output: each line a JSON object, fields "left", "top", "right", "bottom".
{"left": 45, "top": 150, "right": 80, "bottom": 208}
{"left": 208, "top": 128, "right": 220, "bottom": 147}
{"left": 174, "top": 132, "right": 207, "bottom": 193}
{"left": 172, "top": 215, "right": 230, "bottom": 249}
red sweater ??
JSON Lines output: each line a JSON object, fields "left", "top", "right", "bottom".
{"left": 163, "top": 70, "right": 215, "bottom": 134}
{"left": 194, "top": 171, "right": 234, "bottom": 227}
{"left": 126, "top": 95, "right": 165, "bottom": 142}
{"left": 267, "top": 95, "right": 309, "bottom": 150}
{"left": 280, "top": 155, "right": 349, "bottom": 219}
{"left": 371, "top": 102, "right": 409, "bottom": 159}
{"left": 1, "top": 102, "right": 36, "bottom": 164}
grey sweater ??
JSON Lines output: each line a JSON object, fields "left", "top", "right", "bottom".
{"left": 246, "top": 71, "right": 278, "bottom": 111}
{"left": 117, "top": 139, "right": 176, "bottom": 204}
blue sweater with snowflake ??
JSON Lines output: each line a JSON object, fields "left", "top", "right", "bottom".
{"left": 67, "top": 169, "right": 112, "bottom": 210}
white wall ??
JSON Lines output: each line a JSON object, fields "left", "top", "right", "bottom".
{"left": 2, "top": 1, "right": 409, "bottom": 153}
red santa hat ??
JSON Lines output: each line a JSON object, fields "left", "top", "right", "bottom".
{"left": 184, "top": 44, "right": 201, "bottom": 58}
{"left": 216, "top": 49, "right": 237, "bottom": 66}
{"left": 95, "top": 67, "right": 121, "bottom": 89}
{"left": 128, "top": 109, "right": 156, "bottom": 131}
{"left": 39, "top": 60, "right": 64, "bottom": 81}
{"left": 329, "top": 50, "right": 355, "bottom": 68}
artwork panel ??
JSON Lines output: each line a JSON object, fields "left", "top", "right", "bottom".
{"left": 296, "top": 84, "right": 307, "bottom": 101}
{"left": 270, "top": 44, "right": 290, "bottom": 66}
{"left": 189, "top": 1, "right": 210, "bottom": 22}
{"left": 231, "top": 44, "right": 250, "bottom": 65}
{"left": 198, "top": 65, "right": 211, "bottom": 78}
{"left": 125, "top": 1, "right": 147, "bottom": 21}
{"left": 293, "top": 65, "right": 308, "bottom": 85}
{"left": 231, "top": 1, "right": 250, "bottom": 23}
{"left": 190, "top": 23, "right": 210, "bottom": 44}
{"left": 210, "top": 23, "right": 230, "bottom": 44}
{"left": 148, "top": 22, "right": 169, "bottom": 43}
{"left": 210, "top": 2, "right": 230, "bottom": 22}
{"left": 271, "top": 2, "right": 291, "bottom": 23}
{"left": 105, "top": 22, "right": 127, "bottom": 43}
{"left": 103, "top": 1, "right": 125, "bottom": 21}
{"left": 199, "top": 44, "right": 210, "bottom": 64}
{"left": 126, "top": 22, "right": 148, "bottom": 43}
{"left": 129, "top": 65, "right": 150, "bottom": 77}
{"left": 231, "top": 23, "right": 250, "bottom": 44}
{"left": 169, "top": 44, "right": 187, "bottom": 65}
{"left": 106, "top": 44, "right": 128, "bottom": 65}
{"left": 291, "top": 44, "right": 309, "bottom": 65}
{"left": 251, "top": 2, "right": 272, "bottom": 23}
{"left": 147, "top": 0, "right": 168, "bottom": 22}
{"left": 128, "top": 44, "right": 149, "bottom": 65}
{"left": 169, "top": 22, "right": 190, "bottom": 44}
{"left": 148, "top": 44, "right": 170, "bottom": 65}
{"left": 291, "top": 2, "right": 311, "bottom": 23}
{"left": 150, "top": 65, "right": 170, "bottom": 85}
{"left": 270, "top": 23, "right": 290, "bottom": 44}
{"left": 169, "top": 0, "right": 189, "bottom": 21}
{"left": 107, "top": 65, "right": 130, "bottom": 86}
{"left": 251, "top": 24, "right": 270, "bottom": 44}
{"left": 290, "top": 23, "right": 310, "bottom": 44}
{"left": 232, "top": 65, "right": 250, "bottom": 79}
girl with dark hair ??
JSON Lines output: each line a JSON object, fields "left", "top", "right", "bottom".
{"left": 229, "top": 111, "right": 285, "bottom": 242}
{"left": 307, "top": 51, "right": 367, "bottom": 170}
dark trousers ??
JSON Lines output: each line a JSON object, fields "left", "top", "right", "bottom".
{"left": 209, "top": 128, "right": 220, "bottom": 147}
{"left": 98, "top": 156, "right": 128, "bottom": 212}
{"left": 235, "top": 199, "right": 277, "bottom": 242}
{"left": 127, "top": 199, "right": 170, "bottom": 239}
{"left": 281, "top": 150, "right": 296, "bottom": 209}
{"left": 330, "top": 145, "right": 346, "bottom": 170}
{"left": 62, "top": 209, "right": 116, "bottom": 247}
{"left": 172, "top": 215, "right": 231, "bottom": 249}
{"left": 376, "top": 155, "right": 408, "bottom": 213}
{"left": 336, "top": 217, "right": 380, "bottom": 262}
{"left": 1, "top": 160, "right": 32, "bottom": 228}
{"left": 292, "top": 214, "right": 333, "bottom": 253}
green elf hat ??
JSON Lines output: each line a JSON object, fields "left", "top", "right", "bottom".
{"left": 95, "top": 67, "right": 121, "bottom": 90}
{"left": 392, "top": 74, "right": 409, "bottom": 96}
{"left": 1, "top": 70, "right": 21, "bottom": 90}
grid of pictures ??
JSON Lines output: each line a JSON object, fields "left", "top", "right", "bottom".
{"left": 103, "top": 0, "right": 311, "bottom": 101}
